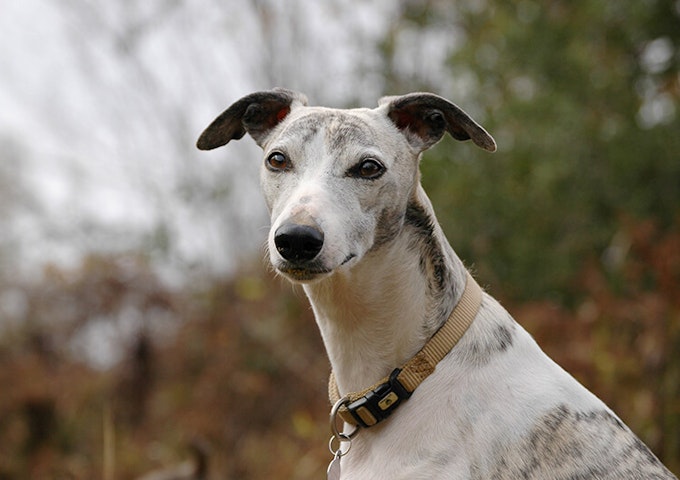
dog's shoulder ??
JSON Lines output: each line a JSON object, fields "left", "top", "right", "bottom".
{"left": 488, "top": 403, "right": 676, "bottom": 479}
{"left": 453, "top": 295, "right": 676, "bottom": 479}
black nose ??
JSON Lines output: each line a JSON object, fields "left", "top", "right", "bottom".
{"left": 274, "top": 224, "right": 324, "bottom": 262}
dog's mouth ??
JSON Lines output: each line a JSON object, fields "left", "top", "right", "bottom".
{"left": 277, "top": 265, "right": 331, "bottom": 283}
{"left": 340, "top": 253, "right": 356, "bottom": 265}
{"left": 275, "top": 253, "right": 356, "bottom": 283}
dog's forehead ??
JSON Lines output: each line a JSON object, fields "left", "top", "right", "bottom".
{"left": 277, "top": 106, "right": 394, "bottom": 152}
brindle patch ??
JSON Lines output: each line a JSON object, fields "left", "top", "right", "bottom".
{"left": 280, "top": 115, "right": 321, "bottom": 146}
{"left": 466, "top": 320, "right": 517, "bottom": 367}
{"left": 494, "top": 324, "right": 514, "bottom": 352}
{"left": 404, "top": 201, "right": 448, "bottom": 295}
{"left": 402, "top": 200, "right": 463, "bottom": 332}
{"left": 373, "top": 206, "right": 405, "bottom": 248}
{"left": 486, "top": 404, "right": 675, "bottom": 479}
{"left": 324, "top": 113, "right": 379, "bottom": 154}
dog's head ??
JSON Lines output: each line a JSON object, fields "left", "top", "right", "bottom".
{"left": 197, "top": 88, "right": 495, "bottom": 283}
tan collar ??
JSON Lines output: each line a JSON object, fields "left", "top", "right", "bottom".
{"left": 328, "top": 271, "right": 483, "bottom": 428}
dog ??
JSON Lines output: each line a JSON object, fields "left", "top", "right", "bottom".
{"left": 197, "top": 88, "right": 676, "bottom": 479}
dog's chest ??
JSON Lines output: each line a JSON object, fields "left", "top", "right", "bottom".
{"left": 329, "top": 312, "right": 615, "bottom": 479}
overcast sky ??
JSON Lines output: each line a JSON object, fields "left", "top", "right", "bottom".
{"left": 0, "top": 0, "right": 406, "bottom": 282}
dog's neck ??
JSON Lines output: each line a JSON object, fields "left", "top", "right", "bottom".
{"left": 303, "top": 186, "right": 467, "bottom": 395}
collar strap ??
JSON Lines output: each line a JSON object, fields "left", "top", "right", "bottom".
{"left": 328, "top": 271, "right": 483, "bottom": 428}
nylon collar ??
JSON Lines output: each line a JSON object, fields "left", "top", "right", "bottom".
{"left": 328, "top": 271, "right": 483, "bottom": 428}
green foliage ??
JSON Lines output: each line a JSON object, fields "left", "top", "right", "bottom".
{"left": 401, "top": 0, "right": 680, "bottom": 301}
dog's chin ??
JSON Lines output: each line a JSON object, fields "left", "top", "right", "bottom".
{"left": 277, "top": 268, "right": 331, "bottom": 284}
{"left": 274, "top": 254, "right": 357, "bottom": 284}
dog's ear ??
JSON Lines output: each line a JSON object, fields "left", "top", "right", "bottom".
{"left": 380, "top": 93, "right": 496, "bottom": 153}
{"left": 197, "top": 88, "right": 308, "bottom": 150}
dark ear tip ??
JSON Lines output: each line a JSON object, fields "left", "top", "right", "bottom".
{"left": 196, "top": 121, "right": 247, "bottom": 151}
{"left": 480, "top": 137, "right": 497, "bottom": 152}
{"left": 196, "top": 138, "right": 211, "bottom": 150}
{"left": 195, "top": 133, "right": 222, "bottom": 151}
{"left": 468, "top": 124, "right": 497, "bottom": 152}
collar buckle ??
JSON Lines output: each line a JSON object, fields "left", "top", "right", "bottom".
{"left": 345, "top": 368, "right": 412, "bottom": 428}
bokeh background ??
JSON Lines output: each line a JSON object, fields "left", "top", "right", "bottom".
{"left": 1, "top": 1, "right": 679, "bottom": 478}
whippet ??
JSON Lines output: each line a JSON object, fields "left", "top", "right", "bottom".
{"left": 197, "top": 89, "right": 676, "bottom": 479}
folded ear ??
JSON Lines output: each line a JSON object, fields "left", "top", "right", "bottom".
{"left": 380, "top": 93, "right": 496, "bottom": 153}
{"left": 196, "top": 88, "right": 308, "bottom": 150}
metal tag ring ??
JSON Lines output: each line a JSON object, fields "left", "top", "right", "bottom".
{"left": 328, "top": 432, "right": 352, "bottom": 457}
{"left": 330, "top": 395, "right": 360, "bottom": 440}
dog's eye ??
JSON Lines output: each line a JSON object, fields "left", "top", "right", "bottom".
{"left": 266, "top": 152, "right": 291, "bottom": 171}
{"left": 350, "top": 159, "right": 385, "bottom": 179}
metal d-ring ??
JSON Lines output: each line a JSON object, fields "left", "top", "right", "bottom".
{"left": 328, "top": 395, "right": 360, "bottom": 457}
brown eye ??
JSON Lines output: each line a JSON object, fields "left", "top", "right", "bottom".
{"left": 266, "top": 152, "right": 290, "bottom": 171}
{"left": 350, "top": 158, "right": 385, "bottom": 179}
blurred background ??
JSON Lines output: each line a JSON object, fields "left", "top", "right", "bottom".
{"left": 1, "top": 0, "right": 678, "bottom": 478}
